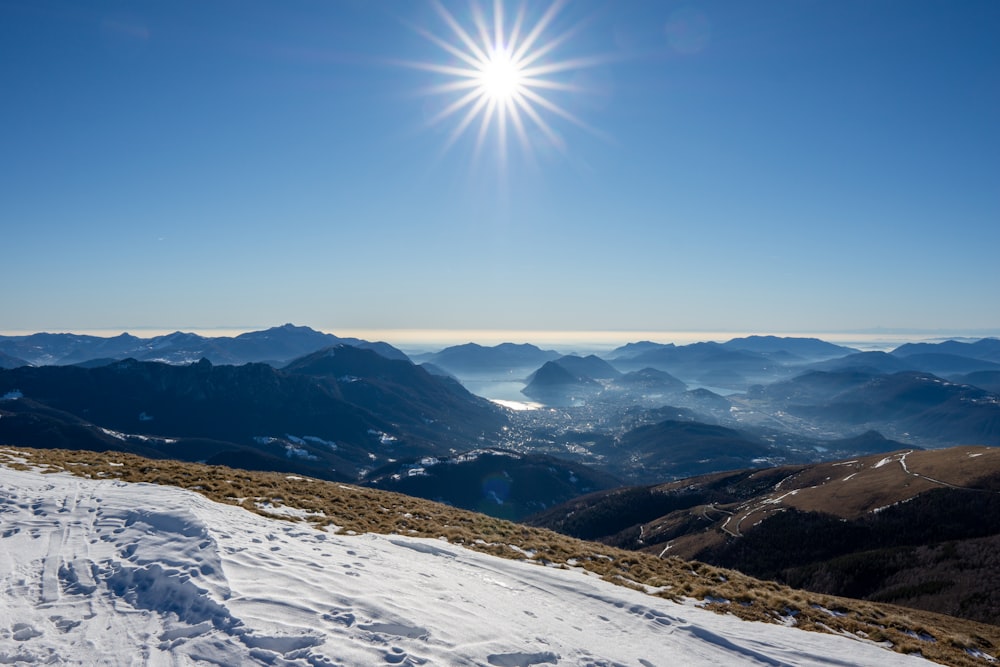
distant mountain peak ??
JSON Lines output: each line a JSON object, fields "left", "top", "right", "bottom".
{"left": 0, "top": 325, "right": 406, "bottom": 367}
{"left": 424, "top": 341, "right": 559, "bottom": 375}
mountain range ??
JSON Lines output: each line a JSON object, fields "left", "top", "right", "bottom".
{"left": 565, "top": 336, "right": 999, "bottom": 395}
{"left": 605, "top": 337, "right": 859, "bottom": 390}
{"left": 0, "top": 345, "right": 505, "bottom": 481}
{"left": 0, "top": 323, "right": 407, "bottom": 367}
{"left": 5, "top": 328, "right": 999, "bottom": 487}
{"left": 506, "top": 337, "right": 1000, "bottom": 455}
{"left": 749, "top": 370, "right": 1000, "bottom": 446}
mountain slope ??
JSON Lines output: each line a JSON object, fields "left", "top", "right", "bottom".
{"left": 606, "top": 340, "right": 674, "bottom": 359}
{"left": 892, "top": 339, "right": 1000, "bottom": 364}
{"left": 616, "top": 342, "right": 788, "bottom": 389}
{"left": 520, "top": 360, "right": 601, "bottom": 403}
{"left": 721, "top": 335, "right": 858, "bottom": 360}
{"left": 546, "top": 354, "right": 622, "bottom": 380}
{"left": 283, "top": 344, "right": 505, "bottom": 449}
{"left": 0, "top": 354, "right": 506, "bottom": 479}
{"left": 614, "top": 367, "right": 687, "bottom": 391}
{"left": 754, "top": 370, "right": 1000, "bottom": 446}
{"left": 531, "top": 446, "right": 1000, "bottom": 625}
{"left": 953, "top": 370, "right": 1000, "bottom": 394}
{"left": 2, "top": 447, "right": 996, "bottom": 667}
{"left": 364, "top": 448, "right": 620, "bottom": 520}
{"left": 594, "top": 419, "right": 775, "bottom": 481}
{"left": 807, "top": 351, "right": 912, "bottom": 374}
{"left": 0, "top": 350, "right": 29, "bottom": 369}
{"left": 418, "top": 342, "right": 560, "bottom": 376}
{"left": 0, "top": 358, "right": 381, "bottom": 441}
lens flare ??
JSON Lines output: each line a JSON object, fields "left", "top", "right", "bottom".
{"left": 402, "top": 0, "right": 609, "bottom": 167}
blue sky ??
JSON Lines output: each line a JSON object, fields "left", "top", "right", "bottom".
{"left": 2, "top": 0, "right": 998, "bottom": 340}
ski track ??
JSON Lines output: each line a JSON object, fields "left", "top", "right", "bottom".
{"left": 0, "top": 465, "right": 936, "bottom": 666}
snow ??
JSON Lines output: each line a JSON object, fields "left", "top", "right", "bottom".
{"left": 968, "top": 648, "right": 998, "bottom": 662}
{"left": 763, "top": 489, "right": 799, "bottom": 505}
{"left": 254, "top": 501, "right": 326, "bottom": 521}
{"left": 97, "top": 427, "right": 176, "bottom": 445}
{"left": 368, "top": 429, "right": 398, "bottom": 445}
{"left": 0, "top": 465, "right": 936, "bottom": 667}
{"left": 284, "top": 444, "right": 318, "bottom": 461}
{"left": 303, "top": 436, "right": 338, "bottom": 450}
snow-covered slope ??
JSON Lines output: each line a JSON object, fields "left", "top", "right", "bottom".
{"left": 0, "top": 464, "right": 931, "bottom": 666}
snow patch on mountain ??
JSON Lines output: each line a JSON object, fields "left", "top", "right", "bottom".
{"left": 0, "top": 464, "right": 934, "bottom": 666}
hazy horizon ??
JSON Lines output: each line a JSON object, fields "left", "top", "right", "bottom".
{"left": 3, "top": 324, "right": 998, "bottom": 355}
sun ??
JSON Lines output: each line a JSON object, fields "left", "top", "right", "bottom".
{"left": 401, "top": 0, "right": 607, "bottom": 165}
{"left": 478, "top": 46, "right": 524, "bottom": 102}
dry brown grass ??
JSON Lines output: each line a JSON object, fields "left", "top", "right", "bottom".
{"left": 905, "top": 447, "right": 1000, "bottom": 486}
{"left": 646, "top": 446, "right": 1000, "bottom": 562}
{"left": 2, "top": 446, "right": 998, "bottom": 667}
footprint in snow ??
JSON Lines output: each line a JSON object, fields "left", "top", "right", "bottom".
{"left": 383, "top": 646, "right": 428, "bottom": 665}
{"left": 50, "top": 616, "right": 82, "bottom": 633}
{"left": 11, "top": 623, "right": 43, "bottom": 641}
{"left": 322, "top": 608, "right": 355, "bottom": 627}
{"left": 359, "top": 622, "right": 429, "bottom": 640}
{"left": 486, "top": 651, "right": 560, "bottom": 667}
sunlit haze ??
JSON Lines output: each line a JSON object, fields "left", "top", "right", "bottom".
{"left": 1, "top": 1, "right": 998, "bottom": 339}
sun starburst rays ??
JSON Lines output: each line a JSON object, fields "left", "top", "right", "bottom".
{"left": 404, "top": 0, "right": 604, "bottom": 168}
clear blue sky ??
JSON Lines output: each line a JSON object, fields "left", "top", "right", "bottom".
{"left": 2, "top": 1, "right": 998, "bottom": 339}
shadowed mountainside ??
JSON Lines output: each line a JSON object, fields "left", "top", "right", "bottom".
{"left": 364, "top": 448, "right": 621, "bottom": 520}
{"left": 0, "top": 350, "right": 506, "bottom": 480}
{"left": 749, "top": 370, "right": 1000, "bottom": 446}
{"left": 283, "top": 344, "right": 504, "bottom": 448}
{"left": 592, "top": 419, "right": 776, "bottom": 481}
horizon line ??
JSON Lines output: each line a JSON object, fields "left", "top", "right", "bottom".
{"left": 1, "top": 325, "right": 998, "bottom": 352}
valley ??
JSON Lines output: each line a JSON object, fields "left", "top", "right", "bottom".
{"left": 3, "top": 325, "right": 1000, "bottom": 641}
